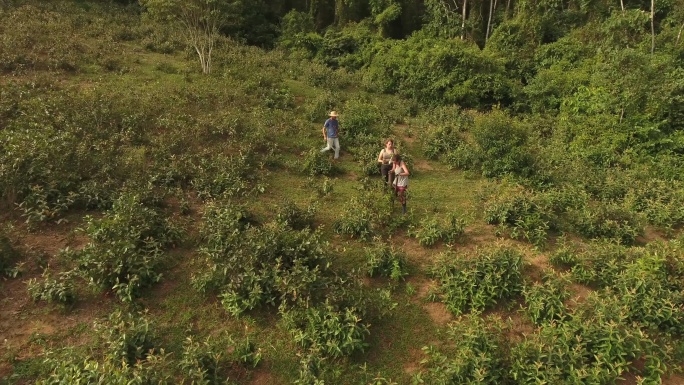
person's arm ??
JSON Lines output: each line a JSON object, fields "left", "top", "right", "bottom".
{"left": 322, "top": 125, "right": 327, "bottom": 140}
{"left": 377, "top": 149, "right": 385, "bottom": 163}
{"left": 399, "top": 162, "right": 410, "bottom": 176}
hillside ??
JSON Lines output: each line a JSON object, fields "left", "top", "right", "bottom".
{"left": 1, "top": 1, "right": 683, "bottom": 384}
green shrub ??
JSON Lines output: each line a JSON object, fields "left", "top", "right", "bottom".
{"left": 409, "top": 212, "right": 467, "bottom": 247}
{"left": 568, "top": 202, "right": 643, "bottom": 245}
{"left": 430, "top": 247, "right": 524, "bottom": 315}
{"left": 471, "top": 110, "right": 534, "bottom": 178}
{"left": 195, "top": 206, "right": 333, "bottom": 316}
{"left": 523, "top": 272, "right": 570, "bottom": 325}
{"left": 96, "top": 310, "right": 157, "bottom": 366}
{"left": 482, "top": 183, "right": 551, "bottom": 247}
{"left": 416, "top": 315, "right": 508, "bottom": 384}
{"left": 342, "top": 98, "right": 381, "bottom": 139}
{"left": 333, "top": 195, "right": 374, "bottom": 240}
{"left": 276, "top": 200, "right": 317, "bottom": 230}
{"left": 364, "top": 240, "right": 409, "bottom": 281}
{"left": 74, "top": 191, "right": 181, "bottom": 302}
{"left": 0, "top": 231, "right": 21, "bottom": 277}
{"left": 301, "top": 149, "right": 336, "bottom": 176}
{"left": 27, "top": 270, "right": 77, "bottom": 305}
{"left": 282, "top": 301, "right": 370, "bottom": 359}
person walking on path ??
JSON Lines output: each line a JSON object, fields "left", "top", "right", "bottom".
{"left": 321, "top": 111, "right": 340, "bottom": 159}
{"left": 391, "top": 154, "right": 410, "bottom": 214}
{"left": 377, "top": 139, "right": 398, "bottom": 187}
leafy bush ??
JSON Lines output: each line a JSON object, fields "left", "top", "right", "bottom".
{"left": 276, "top": 200, "right": 317, "bottom": 230}
{"left": 282, "top": 301, "right": 370, "bottom": 359}
{"left": 180, "top": 334, "right": 261, "bottom": 383}
{"left": 471, "top": 110, "right": 535, "bottom": 178}
{"left": 408, "top": 212, "right": 466, "bottom": 247}
{"left": 510, "top": 294, "right": 666, "bottom": 384}
{"left": 195, "top": 205, "right": 333, "bottom": 316}
{"left": 568, "top": 202, "right": 643, "bottom": 245}
{"left": 27, "top": 270, "right": 77, "bottom": 305}
{"left": 416, "top": 315, "right": 508, "bottom": 384}
{"left": 0, "top": 231, "right": 21, "bottom": 277}
{"left": 190, "top": 152, "right": 262, "bottom": 200}
{"left": 364, "top": 240, "right": 409, "bottom": 281}
{"left": 429, "top": 247, "right": 524, "bottom": 315}
{"left": 333, "top": 195, "right": 374, "bottom": 240}
{"left": 569, "top": 241, "right": 637, "bottom": 287}
{"left": 301, "top": 149, "right": 336, "bottom": 176}
{"left": 342, "top": 98, "right": 381, "bottom": 139}
{"left": 482, "top": 183, "right": 551, "bottom": 247}
{"left": 96, "top": 310, "right": 157, "bottom": 366}
{"left": 523, "top": 272, "right": 570, "bottom": 325}
{"left": 73, "top": 192, "right": 181, "bottom": 302}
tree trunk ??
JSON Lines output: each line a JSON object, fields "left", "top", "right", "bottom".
{"left": 677, "top": 21, "right": 684, "bottom": 46}
{"left": 650, "top": 0, "right": 655, "bottom": 54}
{"left": 486, "top": 0, "right": 494, "bottom": 41}
{"left": 461, "top": 0, "right": 467, "bottom": 40}
{"left": 620, "top": 0, "right": 624, "bottom": 11}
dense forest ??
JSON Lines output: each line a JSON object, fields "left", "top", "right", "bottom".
{"left": 1, "top": 0, "right": 684, "bottom": 384}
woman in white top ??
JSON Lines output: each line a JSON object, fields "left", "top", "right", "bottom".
{"left": 377, "top": 139, "right": 398, "bottom": 187}
{"left": 390, "top": 154, "right": 410, "bottom": 214}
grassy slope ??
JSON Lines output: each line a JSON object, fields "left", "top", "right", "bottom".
{"left": 1, "top": 4, "right": 682, "bottom": 385}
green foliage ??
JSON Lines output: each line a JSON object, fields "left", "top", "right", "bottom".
{"left": 568, "top": 202, "right": 643, "bottom": 245}
{"left": 27, "top": 270, "right": 77, "bottom": 305}
{"left": 194, "top": 204, "right": 333, "bottom": 316}
{"left": 282, "top": 301, "right": 370, "bottom": 359}
{"left": 523, "top": 272, "right": 570, "bottom": 325}
{"left": 333, "top": 195, "right": 375, "bottom": 240}
{"left": 510, "top": 294, "right": 668, "bottom": 384}
{"left": 470, "top": 110, "right": 535, "bottom": 178}
{"left": 364, "top": 239, "right": 409, "bottom": 281}
{"left": 276, "top": 200, "right": 317, "bottom": 230}
{"left": 429, "top": 247, "right": 524, "bottom": 315}
{"left": 97, "top": 310, "right": 157, "bottom": 366}
{"left": 180, "top": 334, "right": 261, "bottom": 384}
{"left": 418, "top": 107, "right": 473, "bottom": 160}
{"left": 408, "top": 212, "right": 466, "bottom": 247}
{"left": 190, "top": 152, "right": 262, "bottom": 200}
{"left": 74, "top": 191, "right": 181, "bottom": 302}
{"left": 416, "top": 315, "right": 508, "bottom": 384}
{"left": 0, "top": 231, "right": 21, "bottom": 277}
{"left": 301, "top": 149, "right": 336, "bottom": 176}
{"left": 569, "top": 241, "right": 637, "bottom": 287}
{"left": 362, "top": 35, "right": 515, "bottom": 108}
{"left": 482, "top": 183, "right": 552, "bottom": 247}
{"left": 342, "top": 98, "right": 382, "bottom": 139}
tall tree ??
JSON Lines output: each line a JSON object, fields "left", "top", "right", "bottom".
{"left": 141, "top": 0, "right": 226, "bottom": 74}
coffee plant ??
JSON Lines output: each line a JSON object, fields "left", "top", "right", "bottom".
{"left": 96, "top": 310, "right": 157, "bottom": 366}
{"left": 281, "top": 301, "right": 370, "bottom": 359}
{"left": 482, "top": 183, "right": 552, "bottom": 247}
{"left": 364, "top": 239, "right": 409, "bottom": 281}
{"left": 415, "top": 315, "right": 508, "bottom": 384}
{"left": 301, "top": 149, "right": 336, "bottom": 176}
{"left": 73, "top": 191, "right": 182, "bottom": 302}
{"left": 523, "top": 271, "right": 571, "bottom": 325}
{"left": 195, "top": 203, "right": 334, "bottom": 316}
{"left": 27, "top": 270, "right": 77, "bottom": 305}
{"left": 409, "top": 211, "right": 467, "bottom": 247}
{"left": 429, "top": 246, "right": 524, "bottom": 315}
{"left": 569, "top": 241, "right": 638, "bottom": 288}
{"left": 276, "top": 200, "right": 317, "bottom": 230}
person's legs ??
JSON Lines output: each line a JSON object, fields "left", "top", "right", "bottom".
{"left": 332, "top": 137, "right": 340, "bottom": 159}
{"left": 398, "top": 187, "right": 407, "bottom": 213}
{"left": 321, "top": 138, "right": 334, "bottom": 153}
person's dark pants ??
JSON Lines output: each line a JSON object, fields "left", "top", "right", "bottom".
{"left": 380, "top": 164, "right": 394, "bottom": 186}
